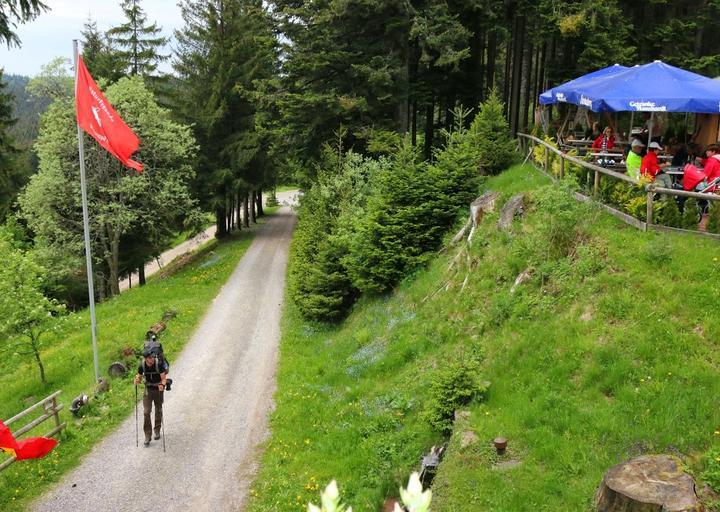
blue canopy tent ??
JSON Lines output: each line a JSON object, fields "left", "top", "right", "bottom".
{"left": 566, "top": 60, "right": 720, "bottom": 114}
{"left": 539, "top": 64, "right": 628, "bottom": 106}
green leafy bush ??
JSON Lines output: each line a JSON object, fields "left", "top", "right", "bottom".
{"left": 425, "top": 356, "right": 488, "bottom": 434}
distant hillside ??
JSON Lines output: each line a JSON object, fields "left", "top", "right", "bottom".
{"left": 4, "top": 73, "right": 51, "bottom": 150}
{"left": 248, "top": 164, "right": 720, "bottom": 511}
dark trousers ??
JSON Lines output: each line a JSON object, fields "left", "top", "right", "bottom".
{"left": 143, "top": 386, "right": 163, "bottom": 439}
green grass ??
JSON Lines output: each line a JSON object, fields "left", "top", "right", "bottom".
{"left": 248, "top": 164, "right": 720, "bottom": 511}
{"left": 0, "top": 214, "right": 273, "bottom": 511}
{"left": 275, "top": 184, "right": 300, "bottom": 193}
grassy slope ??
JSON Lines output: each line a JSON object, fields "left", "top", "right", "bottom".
{"left": 0, "top": 213, "right": 275, "bottom": 511}
{"left": 249, "top": 164, "right": 720, "bottom": 511}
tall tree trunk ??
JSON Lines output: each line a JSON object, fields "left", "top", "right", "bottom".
{"left": 109, "top": 229, "right": 120, "bottom": 297}
{"left": 509, "top": 14, "right": 526, "bottom": 135}
{"left": 243, "top": 193, "right": 250, "bottom": 228}
{"left": 486, "top": 30, "right": 497, "bottom": 92}
{"left": 423, "top": 97, "right": 435, "bottom": 161}
{"left": 521, "top": 38, "right": 534, "bottom": 132}
{"left": 139, "top": 265, "right": 146, "bottom": 286}
{"left": 215, "top": 207, "right": 227, "bottom": 238}
{"left": 257, "top": 189, "right": 264, "bottom": 216}
{"left": 235, "top": 191, "right": 241, "bottom": 229}
{"left": 250, "top": 190, "right": 257, "bottom": 224}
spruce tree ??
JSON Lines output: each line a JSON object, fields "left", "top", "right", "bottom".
{"left": 81, "top": 17, "right": 125, "bottom": 83}
{"left": 473, "top": 90, "right": 516, "bottom": 175}
{"left": 0, "top": 0, "right": 48, "bottom": 46}
{"left": 107, "top": 0, "right": 168, "bottom": 77}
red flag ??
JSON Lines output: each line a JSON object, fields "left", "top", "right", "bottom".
{"left": 0, "top": 420, "right": 58, "bottom": 461}
{"left": 75, "top": 56, "right": 143, "bottom": 172}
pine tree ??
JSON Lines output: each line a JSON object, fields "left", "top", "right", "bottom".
{"left": 473, "top": 90, "right": 516, "bottom": 175}
{"left": 173, "top": 0, "right": 278, "bottom": 237}
{"left": 107, "top": 0, "right": 168, "bottom": 77}
{"left": 0, "top": 0, "right": 47, "bottom": 46}
{"left": 81, "top": 17, "right": 125, "bottom": 83}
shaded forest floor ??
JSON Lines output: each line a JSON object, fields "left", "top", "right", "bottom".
{"left": 248, "top": 164, "right": 720, "bottom": 511}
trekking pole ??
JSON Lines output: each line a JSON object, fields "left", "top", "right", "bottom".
{"left": 134, "top": 385, "right": 138, "bottom": 447}
{"left": 161, "top": 407, "right": 166, "bottom": 453}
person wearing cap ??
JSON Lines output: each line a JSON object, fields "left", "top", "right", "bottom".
{"left": 626, "top": 138, "right": 644, "bottom": 179}
{"left": 641, "top": 141, "right": 673, "bottom": 189}
{"left": 134, "top": 349, "right": 167, "bottom": 446}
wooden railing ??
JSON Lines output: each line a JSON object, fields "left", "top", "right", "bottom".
{"left": 0, "top": 390, "right": 65, "bottom": 471}
{"left": 517, "top": 132, "right": 720, "bottom": 240}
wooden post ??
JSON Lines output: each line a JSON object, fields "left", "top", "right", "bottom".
{"left": 52, "top": 397, "right": 60, "bottom": 428}
{"left": 594, "top": 169, "right": 600, "bottom": 197}
{"left": 646, "top": 189, "right": 654, "bottom": 227}
{"left": 544, "top": 146, "right": 549, "bottom": 171}
{"left": 559, "top": 157, "right": 565, "bottom": 179}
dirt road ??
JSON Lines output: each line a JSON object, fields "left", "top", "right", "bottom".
{"left": 32, "top": 204, "right": 297, "bottom": 512}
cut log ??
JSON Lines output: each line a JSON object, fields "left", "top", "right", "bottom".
{"left": 498, "top": 193, "right": 525, "bottom": 231}
{"left": 595, "top": 455, "right": 703, "bottom": 512}
{"left": 147, "top": 322, "right": 166, "bottom": 336}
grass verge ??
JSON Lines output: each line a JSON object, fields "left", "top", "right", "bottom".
{"left": 249, "top": 164, "right": 720, "bottom": 510}
{"left": 0, "top": 213, "right": 273, "bottom": 511}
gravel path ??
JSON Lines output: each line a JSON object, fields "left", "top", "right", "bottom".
{"left": 119, "top": 190, "right": 300, "bottom": 292}
{"left": 32, "top": 205, "right": 297, "bottom": 512}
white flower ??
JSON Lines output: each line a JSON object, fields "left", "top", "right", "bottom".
{"left": 399, "top": 473, "right": 432, "bottom": 512}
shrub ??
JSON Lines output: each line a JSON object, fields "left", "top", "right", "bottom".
{"left": 707, "top": 202, "right": 720, "bottom": 234}
{"left": 682, "top": 198, "right": 700, "bottom": 230}
{"left": 344, "top": 141, "right": 444, "bottom": 294}
{"left": 425, "top": 356, "right": 488, "bottom": 434}
{"left": 702, "top": 447, "right": 720, "bottom": 493}
{"left": 288, "top": 150, "right": 381, "bottom": 320}
{"left": 474, "top": 90, "right": 516, "bottom": 175}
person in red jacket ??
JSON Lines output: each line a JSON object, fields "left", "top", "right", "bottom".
{"left": 592, "top": 126, "right": 616, "bottom": 151}
{"left": 702, "top": 143, "right": 720, "bottom": 190}
{"left": 641, "top": 141, "right": 672, "bottom": 189}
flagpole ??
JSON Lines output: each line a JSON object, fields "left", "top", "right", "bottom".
{"left": 73, "top": 40, "right": 100, "bottom": 384}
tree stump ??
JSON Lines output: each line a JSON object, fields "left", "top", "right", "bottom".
{"left": 107, "top": 362, "right": 127, "bottom": 378}
{"left": 498, "top": 193, "right": 525, "bottom": 231}
{"left": 595, "top": 455, "right": 703, "bottom": 512}
{"left": 467, "top": 192, "right": 500, "bottom": 242}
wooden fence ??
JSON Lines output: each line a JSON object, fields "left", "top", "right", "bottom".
{"left": 0, "top": 390, "right": 65, "bottom": 471}
{"left": 517, "top": 132, "right": 720, "bottom": 241}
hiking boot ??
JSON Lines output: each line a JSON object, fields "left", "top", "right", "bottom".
{"left": 154, "top": 432, "right": 161, "bottom": 440}
{"left": 144, "top": 437, "right": 151, "bottom": 447}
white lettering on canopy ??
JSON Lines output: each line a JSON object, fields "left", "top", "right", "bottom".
{"left": 629, "top": 101, "right": 667, "bottom": 112}
{"left": 555, "top": 92, "right": 566, "bottom": 102}
{"left": 580, "top": 95, "right": 592, "bottom": 108}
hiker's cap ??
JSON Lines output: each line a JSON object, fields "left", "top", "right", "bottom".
{"left": 648, "top": 141, "right": 663, "bottom": 150}
{"left": 631, "top": 139, "right": 645, "bottom": 148}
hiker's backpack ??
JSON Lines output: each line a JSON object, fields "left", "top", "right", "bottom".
{"left": 143, "top": 337, "right": 169, "bottom": 373}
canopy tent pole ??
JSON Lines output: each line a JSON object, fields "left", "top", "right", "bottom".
{"left": 647, "top": 112, "right": 654, "bottom": 146}
{"left": 629, "top": 111, "right": 635, "bottom": 137}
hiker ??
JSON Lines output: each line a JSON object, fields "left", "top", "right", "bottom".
{"left": 134, "top": 349, "right": 167, "bottom": 447}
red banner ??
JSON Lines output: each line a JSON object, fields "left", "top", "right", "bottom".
{"left": 75, "top": 56, "right": 143, "bottom": 172}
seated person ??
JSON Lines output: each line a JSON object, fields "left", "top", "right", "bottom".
{"left": 592, "top": 126, "right": 616, "bottom": 151}
{"left": 626, "top": 139, "right": 644, "bottom": 179}
{"left": 640, "top": 141, "right": 672, "bottom": 189}
{"left": 702, "top": 143, "right": 720, "bottom": 192}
